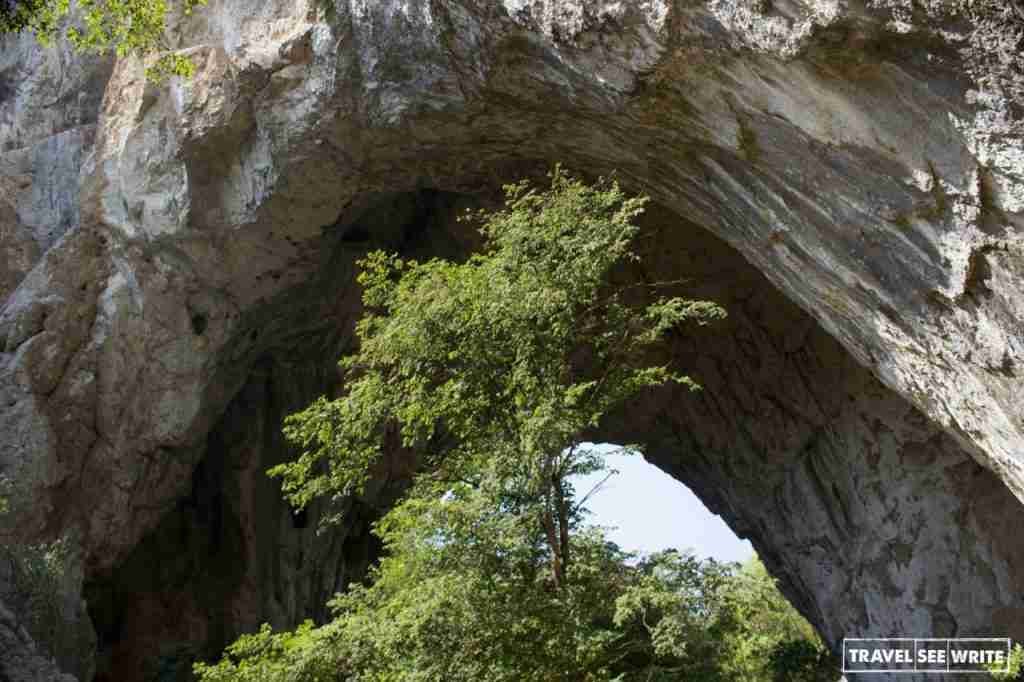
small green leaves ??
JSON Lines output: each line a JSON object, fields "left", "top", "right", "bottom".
{"left": 199, "top": 169, "right": 774, "bottom": 682}
{"left": 145, "top": 52, "right": 196, "bottom": 81}
{"left": 2, "top": 0, "right": 208, "bottom": 82}
{"left": 271, "top": 168, "right": 728, "bottom": 534}
{"left": 987, "top": 643, "right": 1024, "bottom": 680}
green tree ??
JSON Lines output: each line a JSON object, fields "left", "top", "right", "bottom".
{"left": 717, "top": 558, "right": 837, "bottom": 681}
{"left": 194, "top": 169, "right": 834, "bottom": 681}
{"left": 611, "top": 550, "right": 739, "bottom": 680}
{"left": 270, "top": 166, "right": 723, "bottom": 585}
{"left": 767, "top": 640, "right": 838, "bottom": 682}
{"left": 0, "top": 0, "right": 204, "bottom": 80}
{"left": 612, "top": 554, "right": 837, "bottom": 682}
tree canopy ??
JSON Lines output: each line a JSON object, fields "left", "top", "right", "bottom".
{"left": 194, "top": 168, "right": 837, "bottom": 681}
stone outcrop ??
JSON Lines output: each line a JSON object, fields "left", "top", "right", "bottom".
{"left": 2, "top": 0, "right": 1024, "bottom": 679}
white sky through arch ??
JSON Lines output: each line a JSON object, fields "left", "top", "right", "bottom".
{"left": 572, "top": 444, "right": 753, "bottom": 562}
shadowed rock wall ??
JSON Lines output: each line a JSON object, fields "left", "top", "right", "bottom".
{"left": 79, "top": 191, "right": 467, "bottom": 680}
{"left": 604, "top": 204, "right": 1024, "bottom": 651}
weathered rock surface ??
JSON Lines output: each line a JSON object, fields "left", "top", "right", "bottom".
{"left": 0, "top": 600, "right": 78, "bottom": 682}
{"left": 2, "top": 0, "right": 1024, "bottom": 679}
{"left": 0, "top": 541, "right": 95, "bottom": 682}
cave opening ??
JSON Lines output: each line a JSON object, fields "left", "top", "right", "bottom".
{"left": 78, "top": 184, "right": 850, "bottom": 680}
{"left": 73, "top": 183, "right": 1024, "bottom": 681}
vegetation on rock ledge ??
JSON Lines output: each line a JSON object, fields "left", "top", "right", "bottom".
{"left": 0, "top": 0, "right": 205, "bottom": 80}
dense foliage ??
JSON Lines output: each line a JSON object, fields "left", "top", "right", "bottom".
{"left": 194, "top": 169, "right": 836, "bottom": 681}
{"left": 989, "top": 644, "right": 1024, "bottom": 680}
{"left": 196, "top": 549, "right": 837, "bottom": 681}
{"left": 0, "top": 0, "right": 203, "bottom": 80}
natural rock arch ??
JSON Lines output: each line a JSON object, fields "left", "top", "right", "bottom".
{"left": 2, "top": 1, "right": 1024, "bottom": 679}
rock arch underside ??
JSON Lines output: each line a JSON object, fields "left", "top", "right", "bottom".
{"left": 2, "top": 0, "right": 1024, "bottom": 679}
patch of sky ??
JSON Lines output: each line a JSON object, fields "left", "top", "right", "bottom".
{"left": 572, "top": 443, "right": 753, "bottom": 563}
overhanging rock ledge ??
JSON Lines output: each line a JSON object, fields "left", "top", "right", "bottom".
{"left": 1, "top": 0, "right": 1024, "bottom": 679}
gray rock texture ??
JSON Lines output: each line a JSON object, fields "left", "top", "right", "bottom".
{"left": 0, "top": 540, "right": 95, "bottom": 682}
{"left": 2, "top": 0, "right": 1024, "bottom": 679}
{"left": 0, "top": 600, "right": 78, "bottom": 682}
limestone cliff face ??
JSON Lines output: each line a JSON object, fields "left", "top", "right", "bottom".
{"left": 1, "top": 0, "right": 1024, "bottom": 679}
